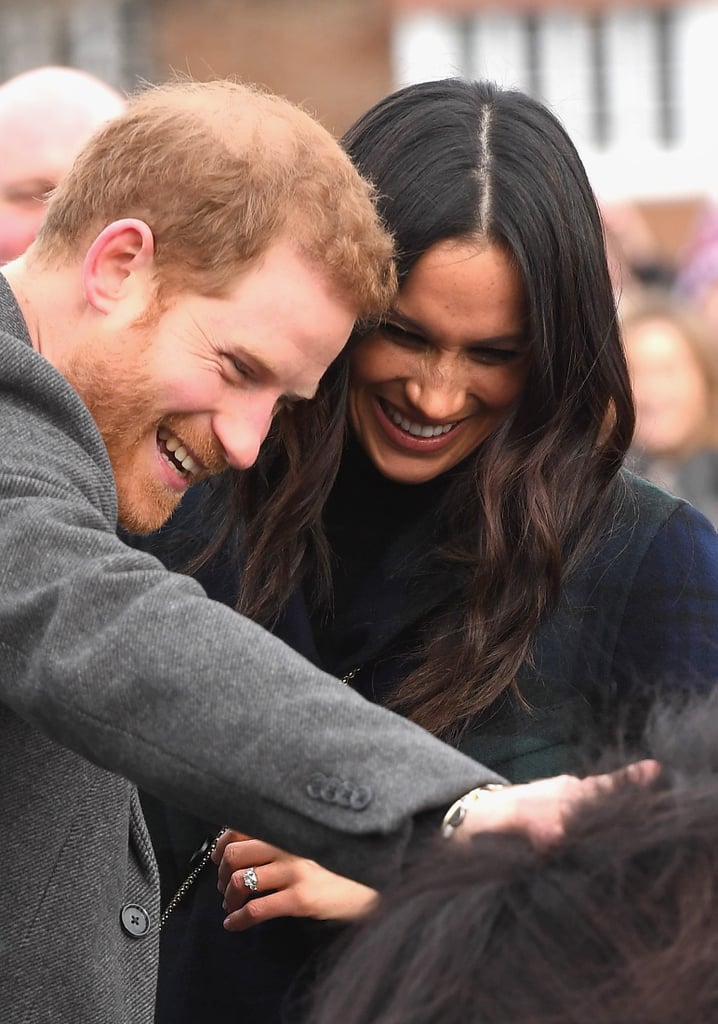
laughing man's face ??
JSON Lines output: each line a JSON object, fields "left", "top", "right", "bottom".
{"left": 67, "top": 240, "right": 358, "bottom": 533}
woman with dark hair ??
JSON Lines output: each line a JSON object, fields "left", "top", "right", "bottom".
{"left": 139, "top": 79, "right": 718, "bottom": 1023}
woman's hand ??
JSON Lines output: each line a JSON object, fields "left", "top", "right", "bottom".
{"left": 211, "top": 831, "right": 379, "bottom": 932}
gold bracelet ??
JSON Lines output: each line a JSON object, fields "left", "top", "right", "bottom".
{"left": 441, "top": 783, "right": 508, "bottom": 839}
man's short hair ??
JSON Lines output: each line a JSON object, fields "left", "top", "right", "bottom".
{"left": 34, "top": 79, "right": 395, "bottom": 317}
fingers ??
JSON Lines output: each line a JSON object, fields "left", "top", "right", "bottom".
{"left": 221, "top": 859, "right": 297, "bottom": 915}
{"left": 527, "top": 760, "right": 663, "bottom": 849}
{"left": 617, "top": 758, "right": 662, "bottom": 786}
{"left": 223, "top": 890, "right": 298, "bottom": 932}
{"left": 216, "top": 838, "right": 282, "bottom": 892}
{"left": 211, "top": 829, "right": 253, "bottom": 865}
{"left": 221, "top": 867, "right": 379, "bottom": 928}
{"left": 559, "top": 759, "right": 663, "bottom": 809}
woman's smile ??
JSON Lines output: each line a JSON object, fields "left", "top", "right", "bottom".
{"left": 373, "top": 396, "right": 467, "bottom": 453}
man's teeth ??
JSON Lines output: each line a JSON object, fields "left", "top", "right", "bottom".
{"left": 387, "top": 406, "right": 455, "bottom": 437}
{"left": 158, "top": 427, "right": 198, "bottom": 474}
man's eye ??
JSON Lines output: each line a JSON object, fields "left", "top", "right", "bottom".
{"left": 229, "top": 357, "right": 252, "bottom": 379}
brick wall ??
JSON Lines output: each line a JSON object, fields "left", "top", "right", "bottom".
{"left": 151, "top": 0, "right": 393, "bottom": 135}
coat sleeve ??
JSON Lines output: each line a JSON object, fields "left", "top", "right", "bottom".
{"left": 0, "top": 468, "right": 500, "bottom": 889}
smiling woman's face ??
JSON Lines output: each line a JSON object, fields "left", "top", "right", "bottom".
{"left": 347, "top": 239, "right": 530, "bottom": 484}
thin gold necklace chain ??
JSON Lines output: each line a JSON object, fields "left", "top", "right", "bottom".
{"left": 160, "top": 826, "right": 227, "bottom": 928}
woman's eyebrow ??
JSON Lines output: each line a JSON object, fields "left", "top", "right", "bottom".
{"left": 467, "top": 332, "right": 528, "bottom": 348}
{"left": 388, "top": 308, "right": 527, "bottom": 348}
{"left": 384, "top": 309, "right": 427, "bottom": 334}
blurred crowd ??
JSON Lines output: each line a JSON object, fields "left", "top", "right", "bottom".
{"left": 605, "top": 198, "right": 718, "bottom": 525}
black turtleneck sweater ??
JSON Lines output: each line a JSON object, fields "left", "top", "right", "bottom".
{"left": 303, "top": 433, "right": 458, "bottom": 693}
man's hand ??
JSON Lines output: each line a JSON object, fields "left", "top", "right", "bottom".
{"left": 453, "top": 760, "right": 661, "bottom": 849}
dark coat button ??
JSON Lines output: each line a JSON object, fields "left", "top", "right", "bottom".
{"left": 335, "top": 782, "right": 354, "bottom": 808}
{"left": 322, "top": 776, "right": 340, "bottom": 801}
{"left": 307, "top": 773, "right": 325, "bottom": 799}
{"left": 120, "top": 903, "right": 151, "bottom": 938}
{"left": 306, "top": 772, "right": 373, "bottom": 810}
{"left": 349, "top": 786, "right": 372, "bottom": 810}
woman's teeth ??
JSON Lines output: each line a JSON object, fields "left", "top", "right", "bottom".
{"left": 386, "top": 405, "right": 456, "bottom": 437}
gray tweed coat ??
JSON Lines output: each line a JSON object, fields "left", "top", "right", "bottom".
{"left": 0, "top": 275, "right": 496, "bottom": 1024}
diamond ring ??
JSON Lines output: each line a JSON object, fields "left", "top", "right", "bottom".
{"left": 243, "top": 866, "right": 259, "bottom": 892}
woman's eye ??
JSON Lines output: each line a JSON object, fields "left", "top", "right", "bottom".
{"left": 470, "top": 347, "right": 523, "bottom": 366}
{"left": 380, "top": 322, "right": 424, "bottom": 347}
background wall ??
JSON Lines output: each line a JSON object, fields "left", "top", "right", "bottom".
{"left": 2, "top": 0, "right": 718, "bottom": 263}
{"left": 152, "top": 0, "right": 392, "bottom": 135}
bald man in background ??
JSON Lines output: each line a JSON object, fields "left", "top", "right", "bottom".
{"left": 0, "top": 65, "right": 125, "bottom": 263}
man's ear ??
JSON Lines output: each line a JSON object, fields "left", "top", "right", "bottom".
{"left": 82, "top": 219, "right": 155, "bottom": 314}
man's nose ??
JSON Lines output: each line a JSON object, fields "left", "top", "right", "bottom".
{"left": 212, "top": 399, "right": 275, "bottom": 471}
{"left": 404, "top": 364, "right": 468, "bottom": 422}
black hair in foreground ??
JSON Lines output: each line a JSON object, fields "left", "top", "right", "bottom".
{"left": 307, "top": 689, "right": 718, "bottom": 1024}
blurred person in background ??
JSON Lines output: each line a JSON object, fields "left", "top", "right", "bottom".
{"left": 674, "top": 202, "right": 718, "bottom": 348}
{"left": 0, "top": 64, "right": 125, "bottom": 263}
{"left": 601, "top": 199, "right": 674, "bottom": 315}
{"left": 624, "top": 291, "right": 718, "bottom": 526}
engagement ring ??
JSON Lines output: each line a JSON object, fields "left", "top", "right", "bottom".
{"left": 243, "top": 866, "right": 259, "bottom": 892}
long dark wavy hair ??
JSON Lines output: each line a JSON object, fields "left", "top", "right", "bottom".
{"left": 206, "top": 79, "right": 635, "bottom": 740}
{"left": 190, "top": 349, "right": 351, "bottom": 625}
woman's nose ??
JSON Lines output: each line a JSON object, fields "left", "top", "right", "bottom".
{"left": 404, "top": 367, "right": 468, "bottom": 422}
